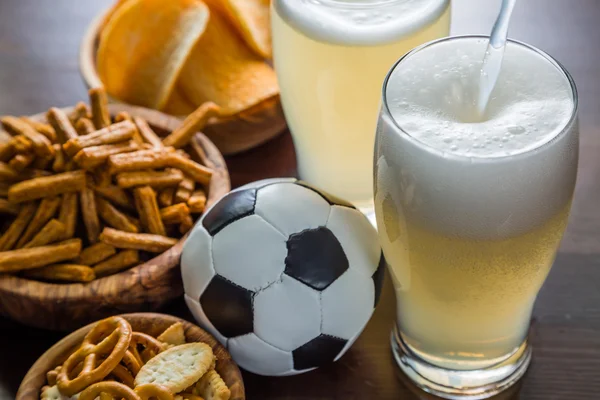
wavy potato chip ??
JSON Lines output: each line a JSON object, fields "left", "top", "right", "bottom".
{"left": 97, "top": 0, "right": 210, "bottom": 110}
{"left": 203, "top": 0, "right": 272, "bottom": 59}
{"left": 175, "top": 9, "right": 279, "bottom": 115}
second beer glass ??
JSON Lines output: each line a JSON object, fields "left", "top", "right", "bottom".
{"left": 272, "top": 0, "right": 451, "bottom": 222}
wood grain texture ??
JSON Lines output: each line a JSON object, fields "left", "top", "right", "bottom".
{"left": 0, "top": 1, "right": 599, "bottom": 400}
{"left": 16, "top": 313, "right": 244, "bottom": 400}
{"left": 79, "top": 11, "right": 287, "bottom": 156}
{"left": 0, "top": 104, "right": 231, "bottom": 331}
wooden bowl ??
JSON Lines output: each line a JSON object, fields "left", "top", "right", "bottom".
{"left": 0, "top": 104, "right": 231, "bottom": 331}
{"left": 16, "top": 313, "right": 245, "bottom": 400}
{"left": 80, "top": 11, "right": 288, "bottom": 156}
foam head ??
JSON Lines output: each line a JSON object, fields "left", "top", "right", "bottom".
{"left": 273, "top": 0, "right": 450, "bottom": 45}
{"left": 386, "top": 37, "right": 575, "bottom": 157}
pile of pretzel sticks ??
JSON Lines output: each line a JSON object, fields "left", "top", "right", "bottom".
{"left": 0, "top": 88, "right": 220, "bottom": 282}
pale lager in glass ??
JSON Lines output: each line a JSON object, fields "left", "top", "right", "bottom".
{"left": 375, "top": 36, "right": 578, "bottom": 398}
{"left": 272, "top": 0, "right": 451, "bottom": 222}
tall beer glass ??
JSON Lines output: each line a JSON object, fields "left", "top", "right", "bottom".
{"left": 375, "top": 36, "right": 578, "bottom": 398}
{"left": 272, "top": 0, "right": 451, "bottom": 223}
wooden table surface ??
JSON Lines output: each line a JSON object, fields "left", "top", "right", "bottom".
{"left": 0, "top": 1, "right": 598, "bottom": 399}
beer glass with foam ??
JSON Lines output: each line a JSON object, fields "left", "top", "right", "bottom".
{"left": 272, "top": 0, "right": 451, "bottom": 223}
{"left": 375, "top": 36, "right": 578, "bottom": 398}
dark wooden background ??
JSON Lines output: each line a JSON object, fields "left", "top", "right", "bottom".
{"left": 0, "top": 1, "right": 599, "bottom": 399}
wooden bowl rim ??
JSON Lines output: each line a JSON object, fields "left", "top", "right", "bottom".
{"left": 0, "top": 104, "right": 230, "bottom": 301}
{"left": 16, "top": 313, "right": 245, "bottom": 400}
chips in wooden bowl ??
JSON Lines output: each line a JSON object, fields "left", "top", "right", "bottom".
{"left": 85, "top": 0, "right": 285, "bottom": 155}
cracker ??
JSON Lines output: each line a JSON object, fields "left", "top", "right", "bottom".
{"left": 134, "top": 342, "right": 213, "bottom": 394}
{"left": 157, "top": 322, "right": 186, "bottom": 346}
{"left": 193, "top": 369, "right": 230, "bottom": 400}
{"left": 41, "top": 385, "right": 77, "bottom": 400}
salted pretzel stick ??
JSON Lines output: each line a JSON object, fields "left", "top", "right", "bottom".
{"left": 8, "top": 170, "right": 86, "bottom": 203}
{"left": 89, "top": 183, "right": 134, "bottom": 211}
{"left": 1, "top": 116, "right": 54, "bottom": 158}
{"left": 99, "top": 228, "right": 178, "bottom": 253}
{"left": 0, "top": 198, "right": 19, "bottom": 215}
{"left": 160, "top": 203, "right": 190, "bottom": 225}
{"left": 0, "top": 239, "right": 81, "bottom": 272}
{"left": 69, "top": 101, "right": 91, "bottom": 124}
{"left": 115, "top": 112, "right": 144, "bottom": 145}
{"left": 94, "top": 165, "right": 112, "bottom": 187}
{"left": 11, "top": 135, "right": 33, "bottom": 153}
{"left": 116, "top": 169, "right": 183, "bottom": 189}
{"left": 168, "top": 153, "right": 212, "bottom": 185}
{"left": 58, "top": 192, "right": 78, "bottom": 239}
{"left": 188, "top": 190, "right": 207, "bottom": 214}
{"left": 63, "top": 120, "right": 136, "bottom": 157}
{"left": 23, "top": 264, "right": 95, "bottom": 283}
{"left": 75, "top": 118, "right": 96, "bottom": 136}
{"left": 80, "top": 185, "right": 101, "bottom": 244}
{"left": 0, "top": 161, "right": 20, "bottom": 181}
{"left": 23, "top": 219, "right": 66, "bottom": 248}
{"left": 0, "top": 141, "right": 15, "bottom": 162}
{"left": 89, "top": 87, "right": 112, "bottom": 129}
{"left": 16, "top": 196, "right": 62, "bottom": 248}
{"left": 174, "top": 175, "right": 194, "bottom": 204}
{"left": 179, "top": 215, "right": 194, "bottom": 235}
{"left": 77, "top": 242, "right": 117, "bottom": 265}
{"left": 158, "top": 187, "right": 175, "bottom": 207}
{"left": 134, "top": 117, "right": 164, "bottom": 148}
{"left": 0, "top": 202, "right": 37, "bottom": 251}
{"left": 20, "top": 117, "right": 57, "bottom": 142}
{"left": 52, "top": 144, "right": 66, "bottom": 172}
{"left": 107, "top": 148, "right": 172, "bottom": 174}
{"left": 32, "top": 154, "right": 53, "bottom": 170}
{"left": 9, "top": 153, "right": 35, "bottom": 171}
{"left": 74, "top": 141, "right": 139, "bottom": 169}
{"left": 134, "top": 186, "right": 166, "bottom": 235}
{"left": 0, "top": 183, "right": 8, "bottom": 197}
{"left": 93, "top": 250, "right": 139, "bottom": 278}
{"left": 162, "top": 102, "right": 220, "bottom": 148}
{"left": 96, "top": 196, "right": 138, "bottom": 233}
{"left": 47, "top": 107, "right": 79, "bottom": 145}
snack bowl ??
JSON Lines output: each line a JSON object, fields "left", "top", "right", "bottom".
{"left": 16, "top": 312, "right": 245, "bottom": 400}
{"left": 80, "top": 11, "right": 287, "bottom": 156}
{"left": 0, "top": 104, "right": 230, "bottom": 331}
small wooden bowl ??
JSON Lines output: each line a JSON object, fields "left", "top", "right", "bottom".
{"left": 0, "top": 104, "right": 231, "bottom": 331}
{"left": 16, "top": 313, "right": 245, "bottom": 400}
{"left": 80, "top": 11, "right": 287, "bottom": 155}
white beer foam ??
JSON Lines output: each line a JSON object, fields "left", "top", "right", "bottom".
{"left": 273, "top": 0, "right": 449, "bottom": 46}
{"left": 386, "top": 38, "right": 574, "bottom": 157}
{"left": 377, "top": 38, "right": 577, "bottom": 239}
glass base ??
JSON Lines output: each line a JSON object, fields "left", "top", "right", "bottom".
{"left": 391, "top": 326, "right": 532, "bottom": 400}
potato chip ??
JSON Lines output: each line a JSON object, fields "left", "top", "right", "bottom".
{"left": 203, "top": 0, "right": 272, "bottom": 59}
{"left": 97, "top": 0, "right": 210, "bottom": 110}
{"left": 176, "top": 9, "right": 279, "bottom": 115}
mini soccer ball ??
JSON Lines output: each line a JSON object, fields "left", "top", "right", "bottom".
{"left": 181, "top": 178, "right": 385, "bottom": 376}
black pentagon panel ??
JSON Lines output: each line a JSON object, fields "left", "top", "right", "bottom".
{"left": 202, "top": 188, "right": 257, "bottom": 236}
{"left": 373, "top": 252, "right": 386, "bottom": 308}
{"left": 295, "top": 181, "right": 356, "bottom": 209}
{"left": 200, "top": 275, "right": 254, "bottom": 338}
{"left": 292, "top": 334, "right": 347, "bottom": 370}
{"left": 285, "top": 227, "right": 349, "bottom": 291}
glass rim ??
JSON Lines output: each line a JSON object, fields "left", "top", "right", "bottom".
{"left": 381, "top": 34, "right": 579, "bottom": 161}
{"left": 315, "top": 0, "right": 418, "bottom": 7}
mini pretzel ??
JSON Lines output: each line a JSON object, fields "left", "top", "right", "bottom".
{"left": 57, "top": 317, "right": 132, "bottom": 396}
{"left": 135, "top": 383, "right": 174, "bottom": 400}
{"left": 110, "top": 364, "right": 135, "bottom": 388}
{"left": 129, "top": 331, "right": 165, "bottom": 364}
{"left": 122, "top": 350, "right": 142, "bottom": 376}
{"left": 78, "top": 381, "right": 141, "bottom": 400}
